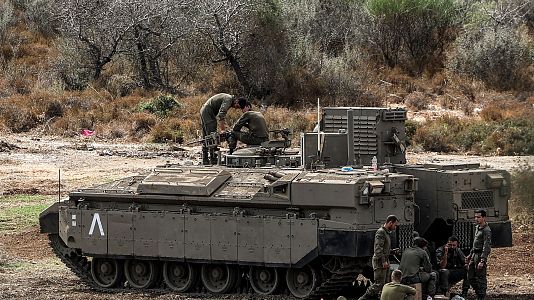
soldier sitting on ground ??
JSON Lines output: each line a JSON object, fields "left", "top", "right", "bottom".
{"left": 435, "top": 236, "right": 469, "bottom": 296}
{"left": 227, "top": 99, "right": 269, "bottom": 154}
{"left": 380, "top": 269, "right": 417, "bottom": 300}
{"left": 399, "top": 237, "right": 437, "bottom": 298}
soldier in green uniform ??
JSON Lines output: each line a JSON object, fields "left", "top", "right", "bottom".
{"left": 358, "top": 215, "right": 400, "bottom": 300}
{"left": 227, "top": 99, "right": 269, "bottom": 154}
{"left": 380, "top": 270, "right": 416, "bottom": 300}
{"left": 199, "top": 93, "right": 242, "bottom": 164}
{"left": 465, "top": 209, "right": 491, "bottom": 300}
{"left": 435, "top": 236, "right": 469, "bottom": 295}
{"left": 399, "top": 237, "right": 437, "bottom": 298}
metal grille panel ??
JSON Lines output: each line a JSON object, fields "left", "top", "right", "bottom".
{"left": 461, "top": 191, "right": 494, "bottom": 209}
{"left": 397, "top": 224, "right": 414, "bottom": 251}
{"left": 452, "top": 220, "right": 474, "bottom": 251}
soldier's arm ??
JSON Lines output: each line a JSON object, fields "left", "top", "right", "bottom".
{"left": 481, "top": 227, "right": 492, "bottom": 261}
{"left": 422, "top": 251, "right": 432, "bottom": 273}
{"left": 373, "top": 230, "right": 387, "bottom": 263}
{"left": 401, "top": 284, "right": 417, "bottom": 295}
{"left": 216, "top": 96, "right": 234, "bottom": 122}
{"left": 233, "top": 113, "right": 249, "bottom": 132}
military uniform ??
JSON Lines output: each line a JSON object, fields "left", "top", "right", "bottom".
{"left": 228, "top": 111, "right": 269, "bottom": 152}
{"left": 200, "top": 93, "right": 234, "bottom": 163}
{"left": 380, "top": 282, "right": 416, "bottom": 300}
{"left": 435, "top": 245, "right": 468, "bottom": 294}
{"left": 399, "top": 246, "right": 437, "bottom": 296}
{"left": 359, "top": 226, "right": 391, "bottom": 299}
{"left": 467, "top": 223, "right": 491, "bottom": 299}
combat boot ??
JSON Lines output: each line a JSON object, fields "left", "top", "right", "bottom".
{"left": 209, "top": 148, "right": 219, "bottom": 165}
{"left": 202, "top": 147, "right": 210, "bottom": 165}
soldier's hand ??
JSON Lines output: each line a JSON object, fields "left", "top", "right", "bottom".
{"left": 382, "top": 261, "right": 390, "bottom": 269}
{"left": 477, "top": 261, "right": 485, "bottom": 270}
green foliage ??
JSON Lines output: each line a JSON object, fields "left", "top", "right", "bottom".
{"left": 447, "top": 27, "right": 531, "bottom": 91}
{"left": 0, "top": 202, "right": 50, "bottom": 233}
{"left": 366, "top": 0, "right": 455, "bottom": 18}
{"left": 362, "top": 0, "right": 459, "bottom": 74}
{"left": 412, "top": 114, "right": 534, "bottom": 155}
{"left": 137, "top": 95, "right": 182, "bottom": 118}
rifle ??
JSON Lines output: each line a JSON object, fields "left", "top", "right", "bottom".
{"left": 185, "top": 132, "right": 230, "bottom": 148}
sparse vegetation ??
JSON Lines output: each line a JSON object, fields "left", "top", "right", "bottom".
{"left": 510, "top": 162, "right": 534, "bottom": 226}
{"left": 0, "top": 0, "right": 531, "bottom": 154}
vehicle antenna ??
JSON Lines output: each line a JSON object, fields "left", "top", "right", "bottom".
{"left": 58, "top": 169, "right": 61, "bottom": 203}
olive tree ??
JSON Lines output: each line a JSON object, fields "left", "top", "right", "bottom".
{"left": 55, "top": 0, "right": 133, "bottom": 80}
{"left": 121, "top": 0, "right": 195, "bottom": 90}
{"left": 195, "top": 0, "right": 264, "bottom": 96}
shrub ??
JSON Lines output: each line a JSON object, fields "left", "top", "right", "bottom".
{"left": 44, "top": 100, "right": 63, "bottom": 119}
{"left": 150, "top": 118, "right": 183, "bottom": 143}
{"left": 404, "top": 91, "right": 428, "bottom": 111}
{"left": 25, "top": 0, "right": 60, "bottom": 38}
{"left": 0, "top": 1, "right": 14, "bottom": 43}
{"left": 53, "top": 39, "right": 93, "bottom": 91}
{"left": 512, "top": 162, "right": 534, "bottom": 213}
{"left": 107, "top": 74, "right": 137, "bottom": 98}
{"left": 447, "top": 27, "right": 531, "bottom": 91}
{"left": 130, "top": 112, "right": 157, "bottom": 135}
{"left": 137, "top": 95, "right": 181, "bottom": 118}
{"left": 1, "top": 106, "right": 38, "bottom": 133}
{"left": 362, "top": 0, "right": 458, "bottom": 74}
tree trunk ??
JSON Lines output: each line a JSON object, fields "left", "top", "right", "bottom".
{"left": 134, "top": 26, "right": 151, "bottom": 89}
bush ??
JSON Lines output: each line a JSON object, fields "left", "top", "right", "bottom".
{"left": 137, "top": 95, "right": 181, "bottom": 118}
{"left": 0, "top": 1, "right": 14, "bottom": 43}
{"left": 150, "top": 118, "right": 183, "bottom": 143}
{"left": 512, "top": 162, "right": 534, "bottom": 213}
{"left": 361, "top": 0, "right": 458, "bottom": 74}
{"left": 447, "top": 27, "right": 531, "bottom": 91}
{"left": 1, "top": 106, "right": 38, "bottom": 133}
{"left": 53, "top": 39, "right": 93, "bottom": 91}
{"left": 404, "top": 91, "right": 428, "bottom": 111}
{"left": 411, "top": 111, "right": 534, "bottom": 155}
{"left": 130, "top": 112, "right": 157, "bottom": 136}
{"left": 25, "top": 0, "right": 60, "bottom": 38}
{"left": 44, "top": 100, "right": 63, "bottom": 119}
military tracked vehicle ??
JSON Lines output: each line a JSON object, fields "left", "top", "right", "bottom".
{"left": 39, "top": 106, "right": 512, "bottom": 298}
{"left": 40, "top": 165, "right": 417, "bottom": 298}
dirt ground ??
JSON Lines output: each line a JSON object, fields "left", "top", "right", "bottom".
{"left": 0, "top": 134, "right": 533, "bottom": 299}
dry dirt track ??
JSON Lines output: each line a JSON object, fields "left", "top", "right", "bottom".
{"left": 0, "top": 134, "right": 533, "bottom": 300}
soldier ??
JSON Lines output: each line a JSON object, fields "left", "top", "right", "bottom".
{"left": 200, "top": 93, "right": 242, "bottom": 164}
{"left": 465, "top": 209, "right": 491, "bottom": 300}
{"left": 399, "top": 237, "right": 437, "bottom": 298}
{"left": 435, "top": 236, "right": 469, "bottom": 295}
{"left": 358, "top": 215, "right": 400, "bottom": 300}
{"left": 380, "top": 269, "right": 416, "bottom": 300}
{"left": 227, "top": 99, "right": 269, "bottom": 154}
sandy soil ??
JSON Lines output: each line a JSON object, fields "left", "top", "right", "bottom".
{"left": 0, "top": 133, "right": 533, "bottom": 299}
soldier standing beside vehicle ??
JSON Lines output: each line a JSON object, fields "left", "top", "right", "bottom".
{"left": 200, "top": 93, "right": 242, "bottom": 164}
{"left": 227, "top": 99, "right": 269, "bottom": 154}
{"left": 465, "top": 209, "right": 491, "bottom": 300}
{"left": 436, "top": 236, "right": 469, "bottom": 296}
{"left": 359, "top": 215, "right": 400, "bottom": 300}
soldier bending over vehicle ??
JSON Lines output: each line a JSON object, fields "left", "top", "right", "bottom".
{"left": 227, "top": 99, "right": 269, "bottom": 154}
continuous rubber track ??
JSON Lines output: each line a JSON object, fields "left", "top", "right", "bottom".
{"left": 49, "top": 234, "right": 367, "bottom": 299}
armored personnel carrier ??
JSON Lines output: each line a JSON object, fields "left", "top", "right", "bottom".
{"left": 40, "top": 165, "right": 417, "bottom": 298}
{"left": 39, "top": 106, "right": 512, "bottom": 298}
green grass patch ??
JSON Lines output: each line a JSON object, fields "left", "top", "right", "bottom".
{"left": 0, "top": 195, "right": 53, "bottom": 233}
